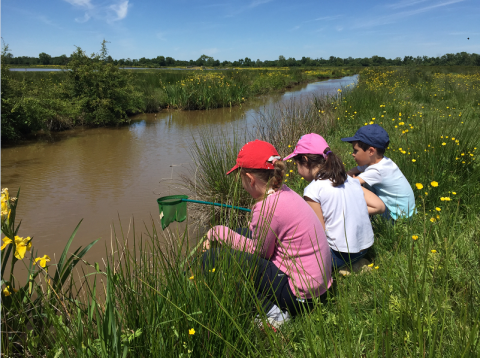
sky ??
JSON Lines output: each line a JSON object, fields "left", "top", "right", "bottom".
{"left": 1, "top": 0, "right": 479, "bottom": 62}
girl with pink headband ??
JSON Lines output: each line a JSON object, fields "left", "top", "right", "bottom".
{"left": 284, "top": 133, "right": 378, "bottom": 271}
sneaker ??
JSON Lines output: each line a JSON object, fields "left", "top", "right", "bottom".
{"left": 255, "top": 304, "right": 291, "bottom": 330}
{"left": 338, "top": 258, "right": 372, "bottom": 276}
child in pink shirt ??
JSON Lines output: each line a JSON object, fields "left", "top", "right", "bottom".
{"left": 203, "top": 140, "right": 332, "bottom": 316}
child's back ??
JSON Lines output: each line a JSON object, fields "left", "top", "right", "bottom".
{"left": 304, "top": 176, "right": 373, "bottom": 253}
{"left": 356, "top": 156, "right": 415, "bottom": 220}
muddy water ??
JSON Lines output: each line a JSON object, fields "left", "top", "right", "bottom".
{"left": 1, "top": 75, "right": 357, "bottom": 269}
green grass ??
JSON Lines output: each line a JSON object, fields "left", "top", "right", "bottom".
{"left": 2, "top": 66, "right": 480, "bottom": 357}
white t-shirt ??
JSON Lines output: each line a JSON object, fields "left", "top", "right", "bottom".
{"left": 303, "top": 177, "right": 374, "bottom": 253}
{"left": 357, "top": 157, "right": 415, "bottom": 220}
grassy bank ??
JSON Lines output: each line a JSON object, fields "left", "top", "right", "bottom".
{"left": 1, "top": 56, "right": 357, "bottom": 141}
{"left": 2, "top": 67, "right": 480, "bottom": 357}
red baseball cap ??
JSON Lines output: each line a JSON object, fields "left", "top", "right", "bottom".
{"left": 226, "top": 140, "right": 281, "bottom": 175}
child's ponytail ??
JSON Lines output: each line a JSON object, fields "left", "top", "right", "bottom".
{"left": 318, "top": 148, "right": 347, "bottom": 187}
{"left": 271, "top": 160, "right": 286, "bottom": 190}
{"left": 293, "top": 148, "right": 347, "bottom": 187}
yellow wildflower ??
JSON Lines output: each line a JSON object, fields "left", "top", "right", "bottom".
{"left": 452, "top": 192, "right": 456, "bottom": 195}
{"left": 436, "top": 207, "right": 441, "bottom": 212}
{"left": 2, "top": 286, "right": 18, "bottom": 297}
{"left": 189, "top": 328, "right": 195, "bottom": 335}
{"left": 1, "top": 188, "right": 11, "bottom": 222}
{"left": 35, "top": 255, "right": 51, "bottom": 268}
{"left": 189, "top": 275, "right": 194, "bottom": 280}
{"left": 431, "top": 181, "right": 439, "bottom": 187}
{"left": 412, "top": 235, "right": 418, "bottom": 240}
{"left": 209, "top": 268, "right": 216, "bottom": 273}
{"left": 412, "top": 159, "right": 416, "bottom": 162}
{"left": 1, "top": 236, "right": 32, "bottom": 260}
{"left": 415, "top": 183, "right": 423, "bottom": 190}
{"left": 442, "top": 142, "right": 446, "bottom": 146}
{"left": 374, "top": 266, "right": 379, "bottom": 269}
{"left": 431, "top": 250, "right": 437, "bottom": 253}
{"left": 430, "top": 217, "right": 436, "bottom": 222}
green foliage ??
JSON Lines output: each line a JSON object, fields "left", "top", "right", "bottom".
{"left": 64, "top": 43, "right": 143, "bottom": 126}
{"left": 1, "top": 41, "right": 143, "bottom": 141}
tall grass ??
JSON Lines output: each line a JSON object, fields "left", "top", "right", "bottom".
{"left": 2, "top": 67, "right": 480, "bottom": 356}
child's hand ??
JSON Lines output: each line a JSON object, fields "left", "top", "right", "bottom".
{"left": 202, "top": 239, "right": 211, "bottom": 251}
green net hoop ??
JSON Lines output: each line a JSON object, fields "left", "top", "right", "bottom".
{"left": 157, "top": 195, "right": 188, "bottom": 230}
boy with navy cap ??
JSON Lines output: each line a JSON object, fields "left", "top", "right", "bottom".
{"left": 341, "top": 124, "right": 415, "bottom": 220}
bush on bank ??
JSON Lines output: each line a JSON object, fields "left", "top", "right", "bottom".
{"left": 2, "top": 67, "right": 480, "bottom": 357}
{"left": 1, "top": 41, "right": 143, "bottom": 141}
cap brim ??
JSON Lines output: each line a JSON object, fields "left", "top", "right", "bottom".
{"left": 341, "top": 136, "right": 357, "bottom": 142}
{"left": 283, "top": 152, "right": 297, "bottom": 161}
{"left": 226, "top": 164, "right": 239, "bottom": 175}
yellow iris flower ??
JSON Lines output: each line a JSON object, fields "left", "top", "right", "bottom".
{"left": 1, "top": 236, "right": 32, "bottom": 260}
{"left": 35, "top": 255, "right": 51, "bottom": 268}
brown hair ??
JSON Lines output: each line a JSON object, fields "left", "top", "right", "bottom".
{"left": 352, "top": 140, "right": 387, "bottom": 156}
{"left": 239, "top": 160, "right": 286, "bottom": 191}
{"left": 293, "top": 147, "right": 347, "bottom": 187}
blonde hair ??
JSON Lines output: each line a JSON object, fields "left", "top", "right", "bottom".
{"left": 239, "top": 160, "right": 286, "bottom": 191}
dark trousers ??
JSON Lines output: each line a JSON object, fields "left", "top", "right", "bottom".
{"left": 202, "top": 248, "right": 323, "bottom": 316}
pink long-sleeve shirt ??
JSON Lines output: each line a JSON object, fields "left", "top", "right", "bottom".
{"left": 209, "top": 185, "right": 332, "bottom": 299}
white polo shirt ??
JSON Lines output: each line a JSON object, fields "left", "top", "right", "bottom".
{"left": 304, "top": 177, "right": 374, "bottom": 253}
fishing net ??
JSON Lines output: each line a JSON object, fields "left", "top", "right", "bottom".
{"left": 157, "top": 195, "right": 188, "bottom": 230}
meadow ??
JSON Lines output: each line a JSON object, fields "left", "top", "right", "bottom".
{"left": 2, "top": 66, "right": 480, "bottom": 357}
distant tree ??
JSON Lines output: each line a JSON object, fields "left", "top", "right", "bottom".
{"left": 39, "top": 52, "right": 51, "bottom": 65}
{"left": 286, "top": 57, "right": 297, "bottom": 66}
{"left": 278, "top": 55, "right": 286, "bottom": 67}
{"left": 255, "top": 59, "right": 263, "bottom": 67}
{"left": 403, "top": 56, "right": 414, "bottom": 65}
{"left": 243, "top": 57, "right": 253, "bottom": 67}
{"left": 165, "top": 57, "right": 175, "bottom": 66}
{"left": 195, "top": 54, "right": 213, "bottom": 66}
{"left": 156, "top": 56, "right": 166, "bottom": 66}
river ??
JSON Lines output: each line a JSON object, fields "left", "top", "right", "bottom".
{"left": 1, "top": 75, "right": 357, "bottom": 269}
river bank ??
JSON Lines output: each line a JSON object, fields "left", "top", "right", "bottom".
{"left": 1, "top": 60, "right": 358, "bottom": 142}
{"left": 2, "top": 66, "right": 479, "bottom": 356}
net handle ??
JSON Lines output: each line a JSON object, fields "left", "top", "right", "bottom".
{"left": 182, "top": 198, "right": 251, "bottom": 212}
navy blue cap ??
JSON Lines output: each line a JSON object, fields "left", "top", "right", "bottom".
{"left": 341, "top": 124, "right": 390, "bottom": 149}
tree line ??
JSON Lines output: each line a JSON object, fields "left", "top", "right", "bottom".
{"left": 3, "top": 51, "right": 480, "bottom": 67}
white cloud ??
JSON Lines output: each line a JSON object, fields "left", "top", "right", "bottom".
{"left": 354, "top": 0, "right": 464, "bottom": 28}
{"left": 314, "top": 15, "right": 343, "bottom": 21}
{"left": 248, "top": 0, "right": 273, "bottom": 9}
{"left": 64, "top": 0, "right": 93, "bottom": 9}
{"left": 75, "top": 13, "right": 91, "bottom": 23}
{"left": 387, "top": 0, "right": 429, "bottom": 9}
{"left": 109, "top": 1, "right": 129, "bottom": 22}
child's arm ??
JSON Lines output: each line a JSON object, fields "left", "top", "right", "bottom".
{"left": 362, "top": 187, "right": 385, "bottom": 215}
{"left": 304, "top": 196, "right": 326, "bottom": 230}
{"left": 347, "top": 167, "right": 361, "bottom": 177}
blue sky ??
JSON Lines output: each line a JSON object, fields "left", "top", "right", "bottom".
{"left": 2, "top": 0, "right": 479, "bottom": 61}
